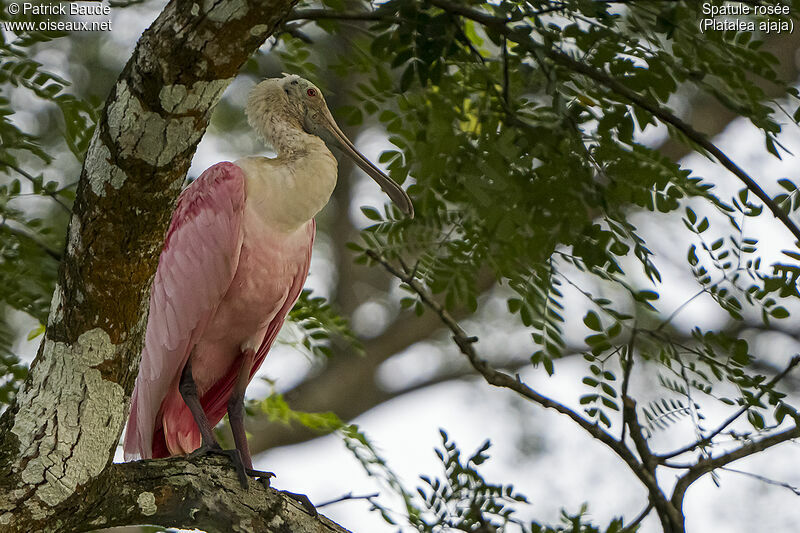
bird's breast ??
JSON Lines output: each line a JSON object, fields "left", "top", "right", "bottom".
{"left": 198, "top": 208, "right": 313, "bottom": 351}
{"left": 235, "top": 149, "right": 337, "bottom": 232}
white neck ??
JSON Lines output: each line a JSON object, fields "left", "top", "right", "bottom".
{"left": 262, "top": 113, "right": 313, "bottom": 158}
{"left": 236, "top": 127, "right": 338, "bottom": 232}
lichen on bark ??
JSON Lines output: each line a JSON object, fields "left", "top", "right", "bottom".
{"left": 9, "top": 329, "right": 124, "bottom": 513}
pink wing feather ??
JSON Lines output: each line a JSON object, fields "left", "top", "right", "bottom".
{"left": 200, "top": 220, "right": 315, "bottom": 422}
{"left": 124, "top": 162, "right": 246, "bottom": 460}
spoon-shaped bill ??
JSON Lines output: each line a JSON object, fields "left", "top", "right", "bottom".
{"left": 318, "top": 115, "right": 414, "bottom": 218}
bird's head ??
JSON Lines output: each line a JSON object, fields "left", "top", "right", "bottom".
{"left": 246, "top": 75, "right": 414, "bottom": 218}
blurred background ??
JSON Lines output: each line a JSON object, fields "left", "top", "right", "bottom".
{"left": 2, "top": 1, "right": 800, "bottom": 531}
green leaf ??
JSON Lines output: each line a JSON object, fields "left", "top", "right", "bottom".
{"left": 771, "top": 306, "right": 790, "bottom": 319}
{"left": 360, "top": 206, "right": 383, "bottom": 221}
{"left": 583, "top": 311, "right": 602, "bottom": 332}
{"left": 26, "top": 323, "right": 44, "bottom": 341}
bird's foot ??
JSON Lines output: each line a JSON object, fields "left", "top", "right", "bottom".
{"left": 189, "top": 444, "right": 249, "bottom": 489}
{"left": 246, "top": 468, "right": 275, "bottom": 488}
{"left": 280, "top": 490, "right": 318, "bottom": 517}
{"left": 188, "top": 441, "right": 223, "bottom": 457}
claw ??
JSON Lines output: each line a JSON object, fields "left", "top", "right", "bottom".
{"left": 188, "top": 441, "right": 223, "bottom": 457}
{"left": 247, "top": 468, "right": 275, "bottom": 489}
{"left": 190, "top": 446, "right": 249, "bottom": 489}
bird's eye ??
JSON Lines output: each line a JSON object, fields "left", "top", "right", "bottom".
{"left": 306, "top": 88, "right": 317, "bottom": 97}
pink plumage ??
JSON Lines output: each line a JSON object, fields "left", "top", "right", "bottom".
{"left": 122, "top": 76, "right": 411, "bottom": 483}
{"left": 124, "top": 161, "right": 314, "bottom": 460}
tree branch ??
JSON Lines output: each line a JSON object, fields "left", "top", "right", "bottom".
{"left": 364, "top": 252, "right": 647, "bottom": 481}
{"left": 0, "top": 160, "right": 72, "bottom": 213}
{"left": 0, "top": 219, "right": 61, "bottom": 261}
{"left": 287, "top": 8, "right": 392, "bottom": 22}
{"left": 658, "top": 355, "right": 800, "bottom": 461}
{"left": 671, "top": 423, "right": 800, "bottom": 510}
{"left": 366, "top": 249, "right": 693, "bottom": 531}
{"left": 60, "top": 455, "right": 351, "bottom": 533}
{"left": 623, "top": 501, "right": 653, "bottom": 532}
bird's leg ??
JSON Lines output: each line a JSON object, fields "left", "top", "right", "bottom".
{"left": 180, "top": 358, "right": 248, "bottom": 487}
{"left": 226, "top": 348, "right": 275, "bottom": 487}
{"left": 179, "top": 357, "right": 221, "bottom": 452}
{"left": 228, "top": 349, "right": 318, "bottom": 516}
{"left": 228, "top": 347, "right": 255, "bottom": 471}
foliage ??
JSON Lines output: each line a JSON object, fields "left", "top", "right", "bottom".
{"left": 300, "top": 0, "right": 800, "bottom": 439}
{"left": 0, "top": 4, "right": 95, "bottom": 390}
{"left": 287, "top": 289, "right": 362, "bottom": 359}
{"left": 277, "top": 0, "right": 800, "bottom": 528}
{"left": 3, "top": 0, "right": 800, "bottom": 530}
{"left": 342, "top": 427, "right": 630, "bottom": 533}
{"left": 0, "top": 316, "right": 26, "bottom": 407}
{"left": 259, "top": 392, "right": 346, "bottom": 434}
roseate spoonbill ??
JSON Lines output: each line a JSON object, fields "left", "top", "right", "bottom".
{"left": 123, "top": 75, "right": 413, "bottom": 488}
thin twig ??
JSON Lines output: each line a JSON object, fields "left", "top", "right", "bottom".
{"left": 0, "top": 161, "right": 71, "bottom": 213}
{"left": 620, "top": 330, "right": 636, "bottom": 441}
{"left": 658, "top": 355, "right": 800, "bottom": 462}
{"left": 316, "top": 492, "right": 380, "bottom": 508}
{"left": 623, "top": 501, "right": 654, "bottom": 532}
{"left": 655, "top": 286, "right": 709, "bottom": 333}
{"left": 719, "top": 466, "right": 800, "bottom": 496}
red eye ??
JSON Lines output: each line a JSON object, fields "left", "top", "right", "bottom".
{"left": 307, "top": 88, "right": 317, "bottom": 97}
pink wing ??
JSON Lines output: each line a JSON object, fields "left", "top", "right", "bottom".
{"left": 124, "top": 162, "right": 246, "bottom": 460}
{"left": 198, "top": 220, "right": 315, "bottom": 426}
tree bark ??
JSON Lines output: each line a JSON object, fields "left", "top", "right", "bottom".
{"left": 0, "top": 0, "right": 360, "bottom": 531}
{"left": 63, "top": 455, "right": 351, "bottom": 533}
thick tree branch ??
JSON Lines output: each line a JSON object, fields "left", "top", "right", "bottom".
{"left": 61, "top": 455, "right": 351, "bottom": 533}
